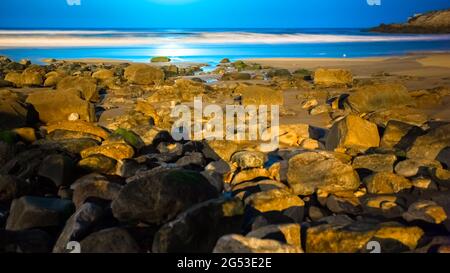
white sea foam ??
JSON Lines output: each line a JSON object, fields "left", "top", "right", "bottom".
{"left": 1, "top": 30, "right": 450, "bottom": 48}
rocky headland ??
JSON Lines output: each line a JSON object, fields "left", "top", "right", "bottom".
{"left": 370, "top": 9, "right": 450, "bottom": 33}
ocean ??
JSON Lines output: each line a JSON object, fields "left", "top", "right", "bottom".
{"left": 0, "top": 28, "right": 450, "bottom": 67}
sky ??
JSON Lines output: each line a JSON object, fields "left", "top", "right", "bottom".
{"left": 0, "top": 0, "right": 449, "bottom": 29}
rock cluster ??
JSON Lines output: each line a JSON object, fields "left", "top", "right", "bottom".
{"left": 0, "top": 56, "right": 449, "bottom": 253}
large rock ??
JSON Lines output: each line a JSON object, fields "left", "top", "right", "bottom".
{"left": 231, "top": 151, "right": 267, "bottom": 169}
{"left": 306, "top": 220, "right": 424, "bottom": 253}
{"left": 0, "top": 175, "right": 30, "bottom": 202}
{"left": 313, "top": 68, "right": 353, "bottom": 87}
{"left": 287, "top": 151, "right": 360, "bottom": 195}
{"left": 53, "top": 202, "right": 106, "bottom": 253}
{"left": 403, "top": 200, "right": 447, "bottom": 224}
{"left": 26, "top": 90, "right": 96, "bottom": 123}
{"left": 394, "top": 158, "right": 442, "bottom": 177}
{"left": 203, "top": 140, "right": 239, "bottom": 161}
{"left": 111, "top": 169, "right": 219, "bottom": 224}
{"left": 78, "top": 154, "right": 117, "bottom": 175}
{"left": 236, "top": 85, "right": 283, "bottom": 106}
{"left": 352, "top": 154, "right": 397, "bottom": 173}
{"left": 364, "top": 172, "right": 412, "bottom": 194}
{"left": 1, "top": 229, "right": 52, "bottom": 253}
{"left": 344, "top": 83, "right": 412, "bottom": 113}
{"left": 380, "top": 120, "right": 423, "bottom": 150}
{"left": 0, "top": 98, "right": 31, "bottom": 130}
{"left": 80, "top": 143, "right": 134, "bottom": 160}
{"left": 246, "top": 223, "right": 302, "bottom": 249}
{"left": 20, "top": 66, "right": 45, "bottom": 86}
{"left": 79, "top": 227, "right": 140, "bottom": 253}
{"left": 213, "top": 234, "right": 302, "bottom": 253}
{"left": 57, "top": 76, "right": 99, "bottom": 102}
{"left": 70, "top": 173, "right": 123, "bottom": 208}
{"left": 0, "top": 141, "right": 16, "bottom": 165}
{"left": 361, "top": 195, "right": 406, "bottom": 219}
{"left": 124, "top": 64, "right": 164, "bottom": 85}
{"left": 367, "top": 107, "right": 428, "bottom": 127}
{"left": 244, "top": 188, "right": 305, "bottom": 228}
{"left": 46, "top": 120, "right": 109, "bottom": 140}
{"left": 152, "top": 197, "right": 244, "bottom": 253}
{"left": 148, "top": 79, "right": 209, "bottom": 102}
{"left": 406, "top": 123, "right": 450, "bottom": 162}
{"left": 4, "top": 72, "right": 22, "bottom": 87}
{"left": 92, "top": 69, "right": 114, "bottom": 81}
{"left": 326, "top": 115, "right": 380, "bottom": 152}
{"left": 6, "top": 196, "right": 74, "bottom": 231}
{"left": 37, "top": 154, "right": 76, "bottom": 187}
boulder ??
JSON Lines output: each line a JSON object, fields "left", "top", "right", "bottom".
{"left": 326, "top": 115, "right": 380, "bottom": 152}
{"left": 4, "top": 72, "right": 22, "bottom": 87}
{"left": 81, "top": 143, "right": 134, "bottom": 160}
{"left": 364, "top": 172, "right": 412, "bottom": 194}
{"left": 6, "top": 196, "right": 74, "bottom": 231}
{"left": 352, "top": 154, "right": 397, "bottom": 173}
{"left": 246, "top": 223, "right": 302, "bottom": 249}
{"left": 236, "top": 85, "right": 283, "bottom": 106}
{"left": 231, "top": 151, "right": 267, "bottom": 169}
{"left": 0, "top": 175, "right": 30, "bottom": 202}
{"left": 406, "top": 123, "right": 450, "bottom": 162}
{"left": 313, "top": 68, "right": 353, "bottom": 87}
{"left": 361, "top": 195, "right": 406, "bottom": 219}
{"left": 232, "top": 179, "right": 288, "bottom": 200}
{"left": 124, "top": 64, "right": 164, "bottom": 85}
{"left": 367, "top": 107, "right": 428, "bottom": 127}
{"left": 78, "top": 154, "right": 117, "bottom": 175}
{"left": 70, "top": 173, "right": 123, "bottom": 208}
{"left": 175, "top": 152, "right": 205, "bottom": 167}
{"left": 244, "top": 188, "right": 305, "bottom": 228}
{"left": 43, "top": 71, "right": 64, "bottom": 87}
{"left": 92, "top": 69, "right": 114, "bottom": 81}
{"left": 47, "top": 121, "right": 109, "bottom": 140}
{"left": 0, "top": 98, "right": 31, "bottom": 130}
{"left": 344, "top": 83, "right": 412, "bottom": 113}
{"left": 20, "top": 66, "right": 45, "bottom": 86}
{"left": 306, "top": 221, "right": 424, "bottom": 253}
{"left": 213, "top": 234, "right": 302, "bottom": 253}
{"left": 287, "top": 151, "right": 360, "bottom": 195}
{"left": 152, "top": 197, "right": 244, "bottom": 253}
{"left": 394, "top": 158, "right": 442, "bottom": 177}
{"left": 203, "top": 140, "right": 239, "bottom": 161}
{"left": 80, "top": 227, "right": 140, "bottom": 253}
{"left": 111, "top": 169, "right": 219, "bottom": 224}
{"left": 53, "top": 202, "right": 106, "bottom": 253}
{"left": 57, "top": 76, "right": 99, "bottom": 102}
{"left": 403, "top": 200, "right": 447, "bottom": 224}
{"left": 231, "top": 168, "right": 271, "bottom": 186}
{"left": 0, "top": 229, "right": 52, "bottom": 253}
{"left": 107, "top": 128, "right": 145, "bottom": 150}
{"left": 380, "top": 120, "right": 423, "bottom": 150}
{"left": 26, "top": 90, "right": 96, "bottom": 123}
{"left": 37, "top": 154, "right": 76, "bottom": 187}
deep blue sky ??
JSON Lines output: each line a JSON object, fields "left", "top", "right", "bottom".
{"left": 1, "top": 0, "right": 450, "bottom": 29}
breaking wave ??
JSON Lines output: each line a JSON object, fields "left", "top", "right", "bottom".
{"left": 1, "top": 30, "right": 450, "bottom": 48}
